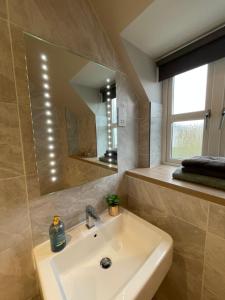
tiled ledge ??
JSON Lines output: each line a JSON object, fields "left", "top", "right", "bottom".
{"left": 126, "top": 165, "right": 225, "bottom": 207}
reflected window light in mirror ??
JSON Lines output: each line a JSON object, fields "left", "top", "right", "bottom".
{"left": 40, "top": 54, "right": 47, "bottom": 61}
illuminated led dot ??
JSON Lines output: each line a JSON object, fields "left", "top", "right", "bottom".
{"left": 49, "top": 152, "right": 55, "bottom": 158}
{"left": 107, "top": 105, "right": 111, "bottom": 108}
{"left": 108, "top": 117, "right": 111, "bottom": 121}
{"left": 108, "top": 129, "right": 111, "bottom": 133}
{"left": 107, "top": 111, "right": 110, "bottom": 115}
{"left": 108, "top": 147, "right": 112, "bottom": 150}
{"left": 48, "top": 136, "right": 54, "bottom": 142}
{"left": 43, "top": 83, "right": 50, "bottom": 89}
{"left": 44, "top": 101, "right": 51, "bottom": 107}
{"left": 45, "top": 110, "right": 52, "bottom": 116}
{"left": 108, "top": 158, "right": 112, "bottom": 162}
{"left": 106, "top": 85, "right": 110, "bottom": 89}
{"left": 47, "top": 128, "right": 53, "bottom": 133}
{"left": 41, "top": 64, "right": 48, "bottom": 71}
{"left": 50, "top": 169, "right": 56, "bottom": 174}
{"left": 108, "top": 141, "right": 112, "bottom": 145}
{"left": 50, "top": 161, "right": 56, "bottom": 166}
{"left": 107, "top": 124, "right": 111, "bottom": 127}
{"left": 51, "top": 176, "right": 57, "bottom": 182}
{"left": 108, "top": 153, "right": 112, "bottom": 156}
{"left": 108, "top": 135, "right": 111, "bottom": 139}
{"left": 106, "top": 78, "right": 110, "bottom": 82}
{"left": 48, "top": 144, "right": 54, "bottom": 150}
{"left": 107, "top": 91, "right": 110, "bottom": 95}
{"left": 41, "top": 54, "right": 47, "bottom": 61}
{"left": 46, "top": 119, "right": 52, "bottom": 125}
{"left": 109, "top": 164, "right": 112, "bottom": 168}
{"left": 107, "top": 98, "right": 111, "bottom": 102}
{"left": 44, "top": 92, "right": 50, "bottom": 98}
{"left": 42, "top": 74, "right": 49, "bottom": 80}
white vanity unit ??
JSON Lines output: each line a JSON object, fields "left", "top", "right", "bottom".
{"left": 33, "top": 208, "right": 173, "bottom": 300}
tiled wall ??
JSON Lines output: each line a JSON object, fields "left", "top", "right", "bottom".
{"left": 127, "top": 175, "right": 225, "bottom": 300}
{"left": 0, "top": 1, "right": 140, "bottom": 299}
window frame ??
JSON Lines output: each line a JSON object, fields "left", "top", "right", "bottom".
{"left": 162, "top": 64, "right": 214, "bottom": 165}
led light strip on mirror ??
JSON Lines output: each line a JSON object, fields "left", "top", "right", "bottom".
{"left": 40, "top": 53, "right": 58, "bottom": 183}
{"left": 106, "top": 78, "right": 113, "bottom": 167}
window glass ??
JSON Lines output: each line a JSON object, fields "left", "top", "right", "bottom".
{"left": 111, "top": 98, "right": 117, "bottom": 124}
{"left": 171, "top": 120, "right": 204, "bottom": 160}
{"left": 173, "top": 65, "right": 208, "bottom": 114}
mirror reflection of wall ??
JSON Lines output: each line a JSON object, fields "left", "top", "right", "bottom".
{"left": 25, "top": 34, "right": 118, "bottom": 195}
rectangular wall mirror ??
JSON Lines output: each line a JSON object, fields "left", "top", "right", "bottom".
{"left": 25, "top": 34, "right": 118, "bottom": 195}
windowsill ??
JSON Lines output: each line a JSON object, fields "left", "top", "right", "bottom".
{"left": 126, "top": 165, "right": 225, "bottom": 206}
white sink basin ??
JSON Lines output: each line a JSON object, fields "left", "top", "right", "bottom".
{"left": 33, "top": 208, "right": 173, "bottom": 300}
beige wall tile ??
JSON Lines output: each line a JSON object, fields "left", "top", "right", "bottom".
{"left": 127, "top": 176, "right": 208, "bottom": 230}
{"left": 202, "top": 289, "right": 221, "bottom": 300}
{"left": 0, "top": 19, "right": 16, "bottom": 103}
{"left": 0, "top": 0, "right": 6, "bottom": 19}
{"left": 0, "top": 102, "right": 24, "bottom": 178}
{"left": 204, "top": 233, "right": 225, "bottom": 299}
{"left": 0, "top": 177, "right": 37, "bottom": 299}
{"left": 208, "top": 203, "right": 225, "bottom": 240}
{"left": 8, "top": 0, "right": 118, "bottom": 69}
{"left": 154, "top": 252, "right": 203, "bottom": 300}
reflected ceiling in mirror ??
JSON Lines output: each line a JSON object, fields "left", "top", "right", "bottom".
{"left": 25, "top": 34, "right": 118, "bottom": 195}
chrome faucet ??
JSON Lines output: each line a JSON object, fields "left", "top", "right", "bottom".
{"left": 86, "top": 205, "right": 100, "bottom": 229}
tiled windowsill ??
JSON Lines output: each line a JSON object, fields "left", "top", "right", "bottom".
{"left": 126, "top": 165, "right": 225, "bottom": 206}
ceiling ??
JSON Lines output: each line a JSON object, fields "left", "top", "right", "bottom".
{"left": 121, "top": 0, "right": 225, "bottom": 59}
{"left": 91, "top": 0, "right": 153, "bottom": 34}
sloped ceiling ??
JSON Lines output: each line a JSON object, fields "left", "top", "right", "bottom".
{"left": 121, "top": 0, "right": 225, "bottom": 59}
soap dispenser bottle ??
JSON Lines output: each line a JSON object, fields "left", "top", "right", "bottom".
{"left": 49, "top": 216, "right": 66, "bottom": 252}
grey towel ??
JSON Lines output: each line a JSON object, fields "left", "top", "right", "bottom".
{"left": 173, "top": 167, "right": 225, "bottom": 191}
{"left": 182, "top": 156, "right": 225, "bottom": 172}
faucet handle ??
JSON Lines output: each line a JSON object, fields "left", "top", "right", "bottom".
{"left": 86, "top": 205, "right": 99, "bottom": 220}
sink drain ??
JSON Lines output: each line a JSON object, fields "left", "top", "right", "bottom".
{"left": 100, "top": 257, "right": 112, "bottom": 269}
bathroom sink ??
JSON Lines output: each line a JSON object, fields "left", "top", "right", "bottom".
{"left": 33, "top": 208, "right": 173, "bottom": 300}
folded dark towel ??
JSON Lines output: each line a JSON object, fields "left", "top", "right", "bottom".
{"left": 173, "top": 167, "right": 225, "bottom": 191}
{"left": 182, "top": 156, "right": 225, "bottom": 172}
{"left": 182, "top": 166, "right": 225, "bottom": 179}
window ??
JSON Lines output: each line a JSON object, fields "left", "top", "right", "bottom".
{"left": 163, "top": 58, "right": 225, "bottom": 163}
{"left": 111, "top": 98, "right": 117, "bottom": 149}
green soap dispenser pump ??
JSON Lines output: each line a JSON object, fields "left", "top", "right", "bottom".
{"left": 49, "top": 216, "right": 66, "bottom": 252}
